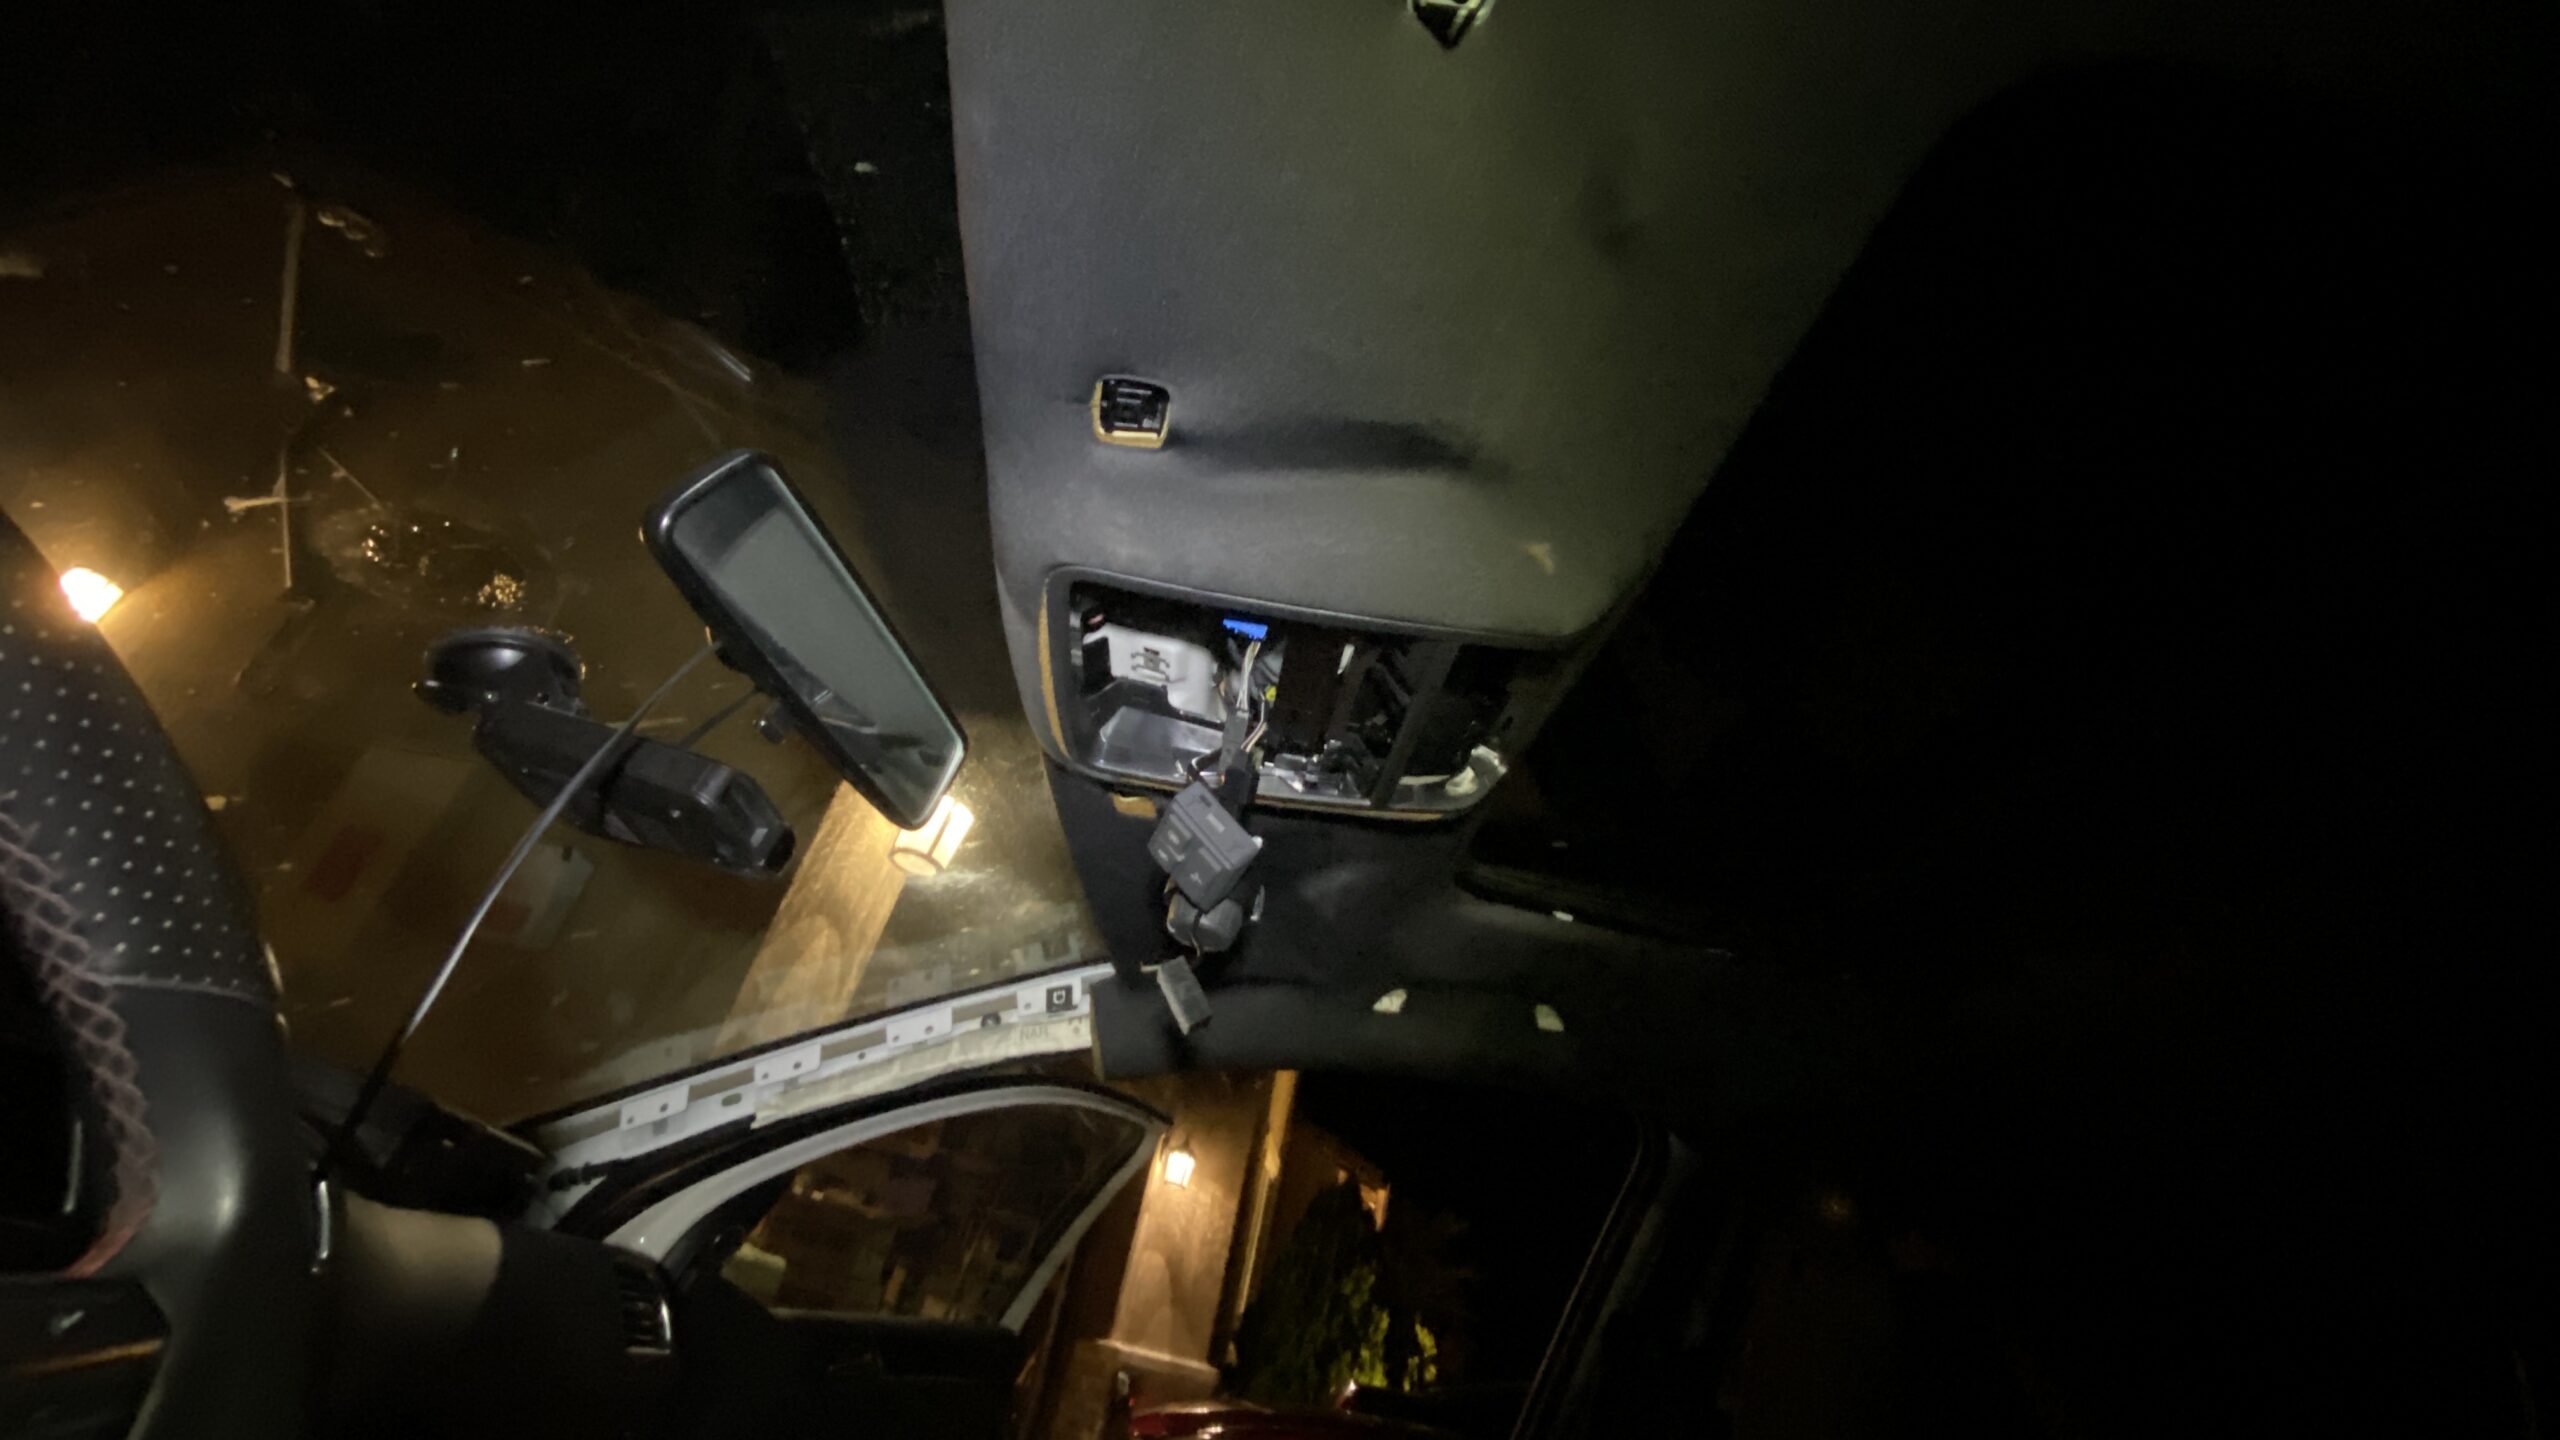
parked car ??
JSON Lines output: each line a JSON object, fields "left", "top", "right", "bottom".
{"left": 1129, "top": 1399, "right": 1444, "bottom": 1440}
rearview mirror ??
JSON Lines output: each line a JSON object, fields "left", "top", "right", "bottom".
{"left": 646, "top": 451, "right": 964, "bottom": 829}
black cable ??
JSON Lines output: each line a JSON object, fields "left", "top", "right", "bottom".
{"left": 319, "top": 643, "right": 715, "bottom": 1178}
{"left": 670, "top": 685, "right": 758, "bottom": 749}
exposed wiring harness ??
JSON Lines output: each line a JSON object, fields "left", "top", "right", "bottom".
{"left": 1190, "top": 636, "right": 1274, "bottom": 783}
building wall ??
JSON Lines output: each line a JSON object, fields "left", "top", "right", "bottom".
{"left": 1107, "top": 1070, "right": 1268, "bottom": 1359}
{"left": 1039, "top": 1068, "right": 1280, "bottom": 1440}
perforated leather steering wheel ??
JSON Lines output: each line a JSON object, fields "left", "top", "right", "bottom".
{"left": 1, "top": 513, "right": 316, "bottom": 1438}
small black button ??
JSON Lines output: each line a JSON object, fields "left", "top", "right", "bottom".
{"left": 1092, "top": 376, "right": 1171, "bottom": 449}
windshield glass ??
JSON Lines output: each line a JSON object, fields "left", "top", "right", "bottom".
{"left": 0, "top": 17, "right": 1096, "bottom": 1123}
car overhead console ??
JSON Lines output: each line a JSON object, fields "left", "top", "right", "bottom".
{"left": 946, "top": 0, "right": 1771, "bottom": 768}
{"left": 1041, "top": 573, "right": 1570, "bottom": 817}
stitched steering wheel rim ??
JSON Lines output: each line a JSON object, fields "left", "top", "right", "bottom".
{"left": 1, "top": 511, "right": 314, "bottom": 1439}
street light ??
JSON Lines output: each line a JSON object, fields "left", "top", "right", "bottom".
{"left": 1161, "top": 1143, "right": 1196, "bottom": 1189}
{"left": 59, "top": 567, "right": 124, "bottom": 624}
{"left": 889, "top": 795, "right": 976, "bottom": 877}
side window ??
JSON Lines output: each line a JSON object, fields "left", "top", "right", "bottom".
{"left": 718, "top": 1102, "right": 1147, "bottom": 1326}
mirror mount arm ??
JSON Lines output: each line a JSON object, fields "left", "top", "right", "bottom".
{"left": 417, "top": 627, "right": 798, "bottom": 878}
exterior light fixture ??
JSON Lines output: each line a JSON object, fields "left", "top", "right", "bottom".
{"left": 1161, "top": 1143, "right": 1196, "bottom": 1189}
{"left": 59, "top": 567, "right": 123, "bottom": 624}
{"left": 889, "top": 795, "right": 976, "bottom": 877}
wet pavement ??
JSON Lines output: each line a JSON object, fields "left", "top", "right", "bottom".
{"left": 0, "top": 162, "right": 1096, "bottom": 1122}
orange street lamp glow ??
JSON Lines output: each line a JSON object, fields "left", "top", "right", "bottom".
{"left": 60, "top": 567, "right": 124, "bottom": 623}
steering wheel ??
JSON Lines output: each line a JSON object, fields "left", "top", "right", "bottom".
{"left": 1, "top": 514, "right": 316, "bottom": 1437}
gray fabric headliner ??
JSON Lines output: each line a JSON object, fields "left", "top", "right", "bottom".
{"left": 942, "top": 0, "right": 2550, "bottom": 741}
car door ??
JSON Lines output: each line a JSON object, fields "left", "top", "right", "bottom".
{"left": 532, "top": 1049, "right": 1162, "bottom": 1440}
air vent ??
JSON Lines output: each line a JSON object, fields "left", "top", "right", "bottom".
{"left": 607, "top": 1250, "right": 674, "bottom": 1355}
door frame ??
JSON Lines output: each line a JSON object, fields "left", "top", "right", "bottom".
{"left": 557, "top": 1075, "right": 1164, "bottom": 1332}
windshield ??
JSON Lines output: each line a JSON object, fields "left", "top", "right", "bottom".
{"left": 0, "top": 97, "right": 1096, "bottom": 1121}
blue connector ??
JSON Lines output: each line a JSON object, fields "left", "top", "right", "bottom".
{"left": 1221, "top": 616, "right": 1269, "bottom": 641}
